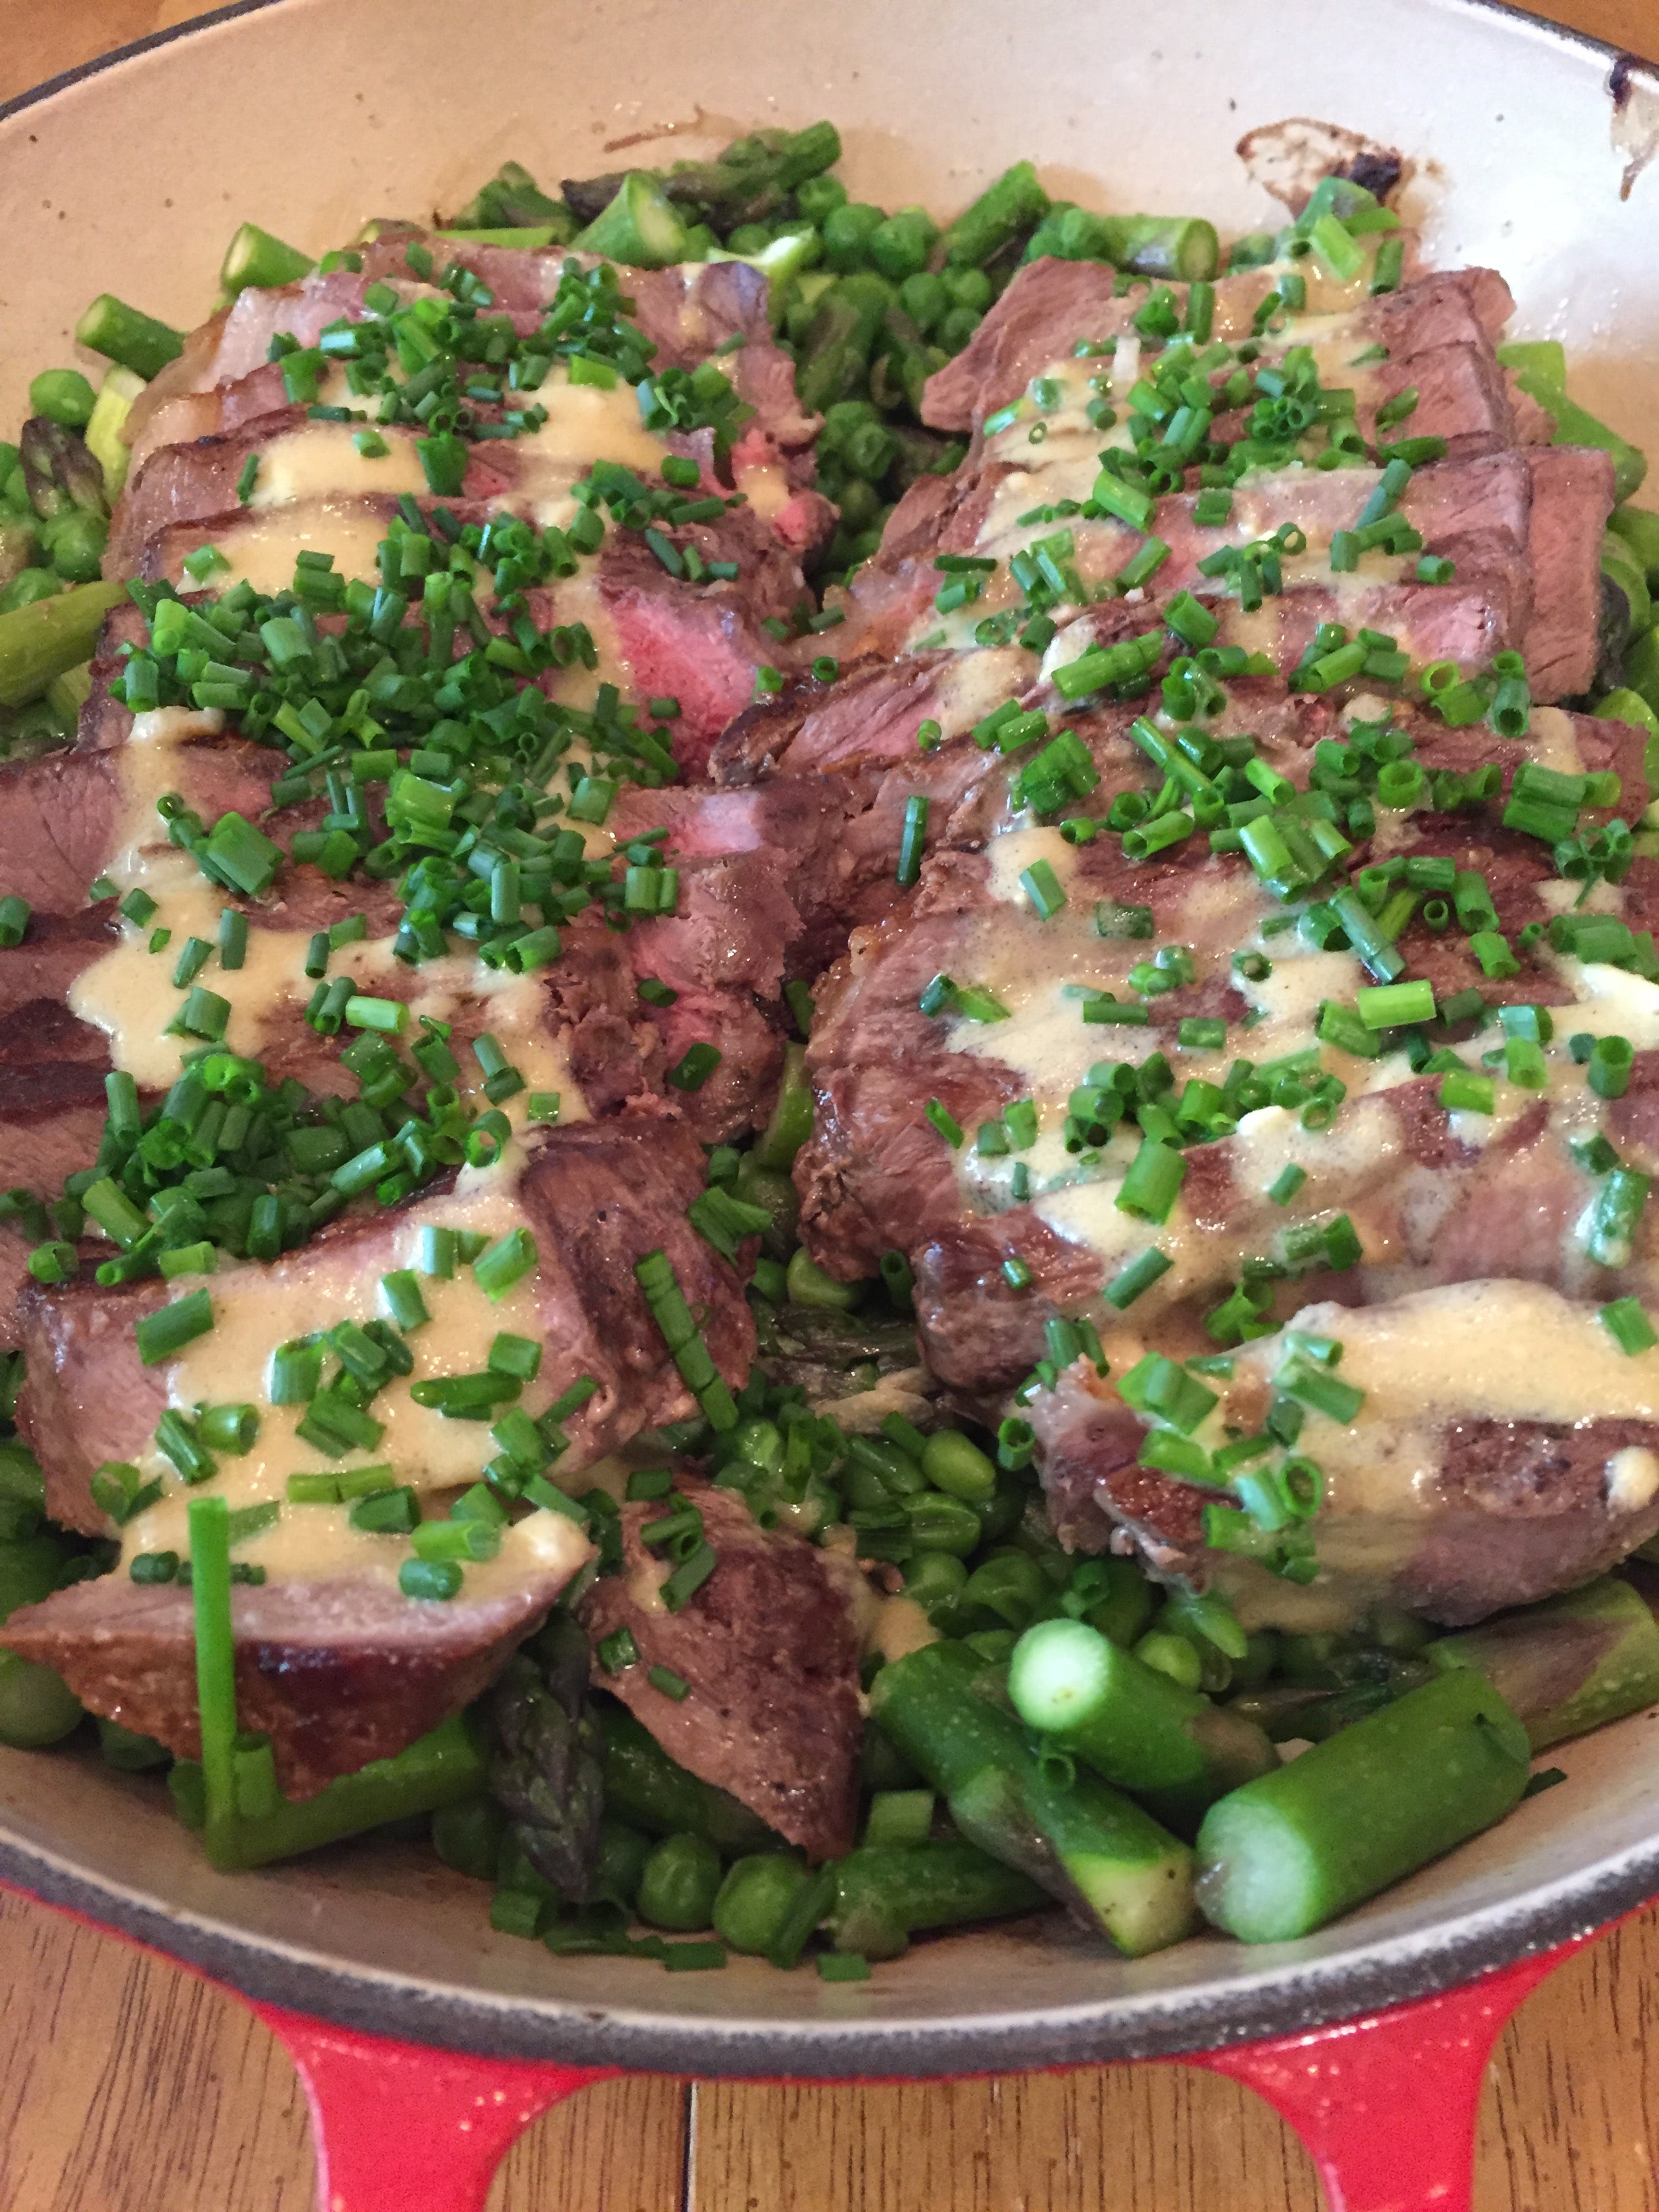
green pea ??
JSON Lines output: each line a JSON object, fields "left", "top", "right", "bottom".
{"left": 28, "top": 369, "right": 96, "bottom": 430}
{"left": 712, "top": 1850, "right": 811, "bottom": 1954}
{"left": 821, "top": 201, "right": 885, "bottom": 272}
{"left": 899, "top": 270, "right": 948, "bottom": 335}
{"left": 97, "top": 1715, "right": 171, "bottom": 1771}
{"left": 680, "top": 224, "right": 718, "bottom": 262}
{"left": 869, "top": 206, "right": 939, "bottom": 283}
{"left": 785, "top": 1247, "right": 861, "bottom": 1310}
{"left": 590, "top": 1815, "right": 652, "bottom": 1910}
{"left": 0, "top": 1533, "right": 69, "bottom": 1624}
{"left": 962, "top": 1626, "right": 1017, "bottom": 1665}
{"left": 942, "top": 266, "right": 994, "bottom": 313}
{"left": 835, "top": 477, "right": 882, "bottom": 531}
{"left": 637, "top": 1830, "right": 723, "bottom": 1931}
{"left": 1076, "top": 1554, "right": 1153, "bottom": 1648}
{"left": 0, "top": 1652, "right": 82, "bottom": 1748}
{"left": 902, "top": 1490, "right": 983, "bottom": 1556}
{"left": 0, "top": 443, "right": 18, "bottom": 490}
{"left": 920, "top": 1429, "right": 996, "bottom": 1503}
{"left": 961, "top": 1549, "right": 1048, "bottom": 1629}
{"left": 47, "top": 510, "right": 108, "bottom": 584}
{"left": 1, "top": 466, "right": 28, "bottom": 512}
{"left": 796, "top": 175, "right": 848, "bottom": 224}
{"left": 0, "top": 568, "right": 62, "bottom": 615}
{"left": 1134, "top": 1630, "right": 1204, "bottom": 1693}
{"left": 935, "top": 304, "right": 983, "bottom": 355}
{"left": 431, "top": 1795, "right": 508, "bottom": 1881}
{"left": 901, "top": 1549, "right": 968, "bottom": 1617}
{"left": 970, "top": 1475, "right": 1025, "bottom": 1547}
{"left": 726, "top": 223, "right": 772, "bottom": 255}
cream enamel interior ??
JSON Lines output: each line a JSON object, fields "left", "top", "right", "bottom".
{"left": 3, "top": 0, "right": 1659, "bottom": 2069}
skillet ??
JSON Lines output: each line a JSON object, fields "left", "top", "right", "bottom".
{"left": 0, "top": 0, "right": 1658, "bottom": 2083}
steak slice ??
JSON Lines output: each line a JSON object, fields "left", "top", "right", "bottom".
{"left": 1523, "top": 445, "right": 1619, "bottom": 700}
{"left": 0, "top": 1532, "right": 584, "bottom": 1799}
{"left": 1033, "top": 1284, "right": 1659, "bottom": 1628}
{"left": 579, "top": 1481, "right": 863, "bottom": 1857}
{"left": 17, "top": 1117, "right": 753, "bottom": 1538}
{"left": 921, "top": 259, "right": 1516, "bottom": 438}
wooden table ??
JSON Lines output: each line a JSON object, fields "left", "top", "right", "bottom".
{"left": 6, "top": 3, "right": 1659, "bottom": 2205}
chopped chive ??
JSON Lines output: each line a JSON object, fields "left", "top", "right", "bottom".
{"left": 473, "top": 1226, "right": 539, "bottom": 1300}
{"left": 1356, "top": 979, "right": 1436, "bottom": 1029}
{"left": 1601, "top": 1298, "right": 1658, "bottom": 1355}
{"left": 380, "top": 1269, "right": 431, "bottom": 1331}
{"left": 1105, "top": 1248, "right": 1172, "bottom": 1309}
{"left": 1019, "top": 859, "right": 1067, "bottom": 918}
{"left": 136, "top": 1287, "right": 213, "bottom": 1366}
{"left": 598, "top": 1627, "right": 640, "bottom": 1673}
{"left": 1267, "top": 1164, "right": 1307, "bottom": 1206}
{"left": 897, "top": 794, "right": 929, "bottom": 888}
{"left": 924, "top": 1099, "right": 964, "bottom": 1147}
{"left": 400, "top": 1558, "right": 463, "bottom": 1601}
{"left": 648, "top": 1663, "right": 691, "bottom": 1700}
{"left": 666, "top": 1042, "right": 722, "bottom": 1092}
{"left": 419, "top": 1225, "right": 458, "bottom": 1279}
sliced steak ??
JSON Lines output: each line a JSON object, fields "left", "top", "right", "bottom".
{"left": 1033, "top": 1284, "right": 1659, "bottom": 1628}
{"left": 18, "top": 1117, "right": 753, "bottom": 1539}
{"left": 579, "top": 1481, "right": 862, "bottom": 1857}
{"left": 1523, "top": 445, "right": 1618, "bottom": 700}
{"left": 0, "top": 1546, "right": 583, "bottom": 1800}
{"left": 921, "top": 260, "right": 1515, "bottom": 438}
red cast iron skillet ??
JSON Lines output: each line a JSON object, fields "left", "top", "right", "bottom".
{"left": 1, "top": 0, "right": 1658, "bottom": 2083}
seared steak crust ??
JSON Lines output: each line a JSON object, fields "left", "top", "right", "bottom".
{"left": 580, "top": 1483, "right": 863, "bottom": 1857}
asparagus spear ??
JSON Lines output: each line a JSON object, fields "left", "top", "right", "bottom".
{"left": 941, "top": 161, "right": 1051, "bottom": 269}
{"left": 443, "top": 159, "right": 577, "bottom": 239}
{"left": 1497, "top": 342, "right": 1647, "bottom": 503}
{"left": 178, "top": 1496, "right": 487, "bottom": 1870}
{"left": 1195, "top": 1669, "right": 1531, "bottom": 1944}
{"left": 562, "top": 121, "right": 841, "bottom": 232}
{"left": 868, "top": 1641, "right": 1197, "bottom": 1957}
{"left": 573, "top": 173, "right": 690, "bottom": 269}
{"left": 75, "top": 294, "right": 184, "bottom": 382}
{"left": 220, "top": 221, "right": 314, "bottom": 295}
{"left": 1094, "top": 216, "right": 1220, "bottom": 283}
{"left": 598, "top": 1700, "right": 775, "bottom": 1852}
{"left": 83, "top": 367, "right": 146, "bottom": 501}
{"left": 0, "top": 579, "right": 125, "bottom": 708}
{"left": 829, "top": 1839, "right": 1046, "bottom": 1960}
{"left": 1008, "top": 1616, "right": 1274, "bottom": 1833}
{"left": 1427, "top": 1574, "right": 1659, "bottom": 1750}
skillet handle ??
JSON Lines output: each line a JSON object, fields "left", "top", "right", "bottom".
{"left": 251, "top": 2000, "right": 614, "bottom": 2212}
{"left": 1181, "top": 1943, "right": 1576, "bottom": 2212}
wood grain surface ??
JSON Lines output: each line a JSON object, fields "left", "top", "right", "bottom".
{"left": 5, "top": 3, "right": 1659, "bottom": 2207}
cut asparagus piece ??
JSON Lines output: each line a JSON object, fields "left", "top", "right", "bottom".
{"left": 83, "top": 366, "right": 146, "bottom": 501}
{"left": 573, "top": 173, "right": 690, "bottom": 269}
{"left": 830, "top": 1839, "right": 1046, "bottom": 1960}
{"left": 1427, "top": 1574, "right": 1659, "bottom": 1750}
{"left": 75, "top": 294, "right": 184, "bottom": 382}
{"left": 1096, "top": 215, "right": 1221, "bottom": 281}
{"left": 1195, "top": 1669, "right": 1531, "bottom": 1944}
{"left": 869, "top": 1641, "right": 1197, "bottom": 1957}
{"left": 598, "top": 1700, "right": 775, "bottom": 1853}
{"left": 0, "top": 578, "right": 125, "bottom": 708}
{"left": 1008, "top": 1616, "right": 1274, "bottom": 1832}
{"left": 220, "top": 221, "right": 315, "bottom": 294}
